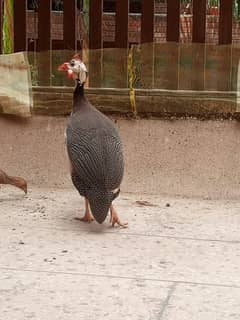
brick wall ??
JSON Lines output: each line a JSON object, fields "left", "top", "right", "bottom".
{"left": 103, "top": 14, "right": 240, "bottom": 44}
{"left": 26, "top": 11, "right": 240, "bottom": 45}
{"left": 27, "top": 11, "right": 85, "bottom": 42}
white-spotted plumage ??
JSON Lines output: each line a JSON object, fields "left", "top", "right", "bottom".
{"left": 66, "top": 82, "right": 124, "bottom": 224}
{"left": 59, "top": 56, "right": 126, "bottom": 226}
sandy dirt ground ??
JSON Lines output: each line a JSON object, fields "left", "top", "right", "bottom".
{"left": 0, "top": 186, "right": 240, "bottom": 319}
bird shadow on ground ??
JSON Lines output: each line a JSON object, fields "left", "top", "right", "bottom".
{"left": 67, "top": 215, "right": 121, "bottom": 234}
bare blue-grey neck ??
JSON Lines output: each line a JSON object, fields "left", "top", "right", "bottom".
{"left": 74, "top": 80, "right": 84, "bottom": 98}
{"left": 73, "top": 80, "right": 87, "bottom": 112}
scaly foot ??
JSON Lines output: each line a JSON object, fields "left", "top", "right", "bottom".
{"left": 75, "top": 211, "right": 94, "bottom": 223}
{"left": 74, "top": 198, "right": 94, "bottom": 223}
{"left": 110, "top": 205, "right": 128, "bottom": 228}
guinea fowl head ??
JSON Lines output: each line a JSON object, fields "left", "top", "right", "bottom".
{"left": 13, "top": 177, "right": 27, "bottom": 194}
{"left": 87, "top": 189, "right": 114, "bottom": 224}
{"left": 58, "top": 54, "right": 88, "bottom": 84}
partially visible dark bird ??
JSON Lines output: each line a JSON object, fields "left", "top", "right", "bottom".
{"left": 0, "top": 169, "right": 27, "bottom": 194}
{"left": 58, "top": 54, "right": 127, "bottom": 227}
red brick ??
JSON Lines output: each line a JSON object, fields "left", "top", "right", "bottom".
{"left": 26, "top": 11, "right": 240, "bottom": 44}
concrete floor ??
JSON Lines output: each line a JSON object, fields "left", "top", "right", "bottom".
{"left": 0, "top": 186, "right": 240, "bottom": 319}
{"left": 1, "top": 115, "right": 240, "bottom": 318}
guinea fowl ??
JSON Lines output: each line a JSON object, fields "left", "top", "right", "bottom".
{"left": 0, "top": 169, "right": 27, "bottom": 194}
{"left": 58, "top": 54, "right": 127, "bottom": 227}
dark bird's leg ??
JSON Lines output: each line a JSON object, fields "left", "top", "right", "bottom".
{"left": 110, "top": 204, "right": 128, "bottom": 228}
{"left": 75, "top": 198, "right": 94, "bottom": 223}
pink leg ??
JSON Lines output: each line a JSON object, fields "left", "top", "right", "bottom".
{"left": 110, "top": 204, "right": 128, "bottom": 228}
{"left": 75, "top": 198, "right": 94, "bottom": 223}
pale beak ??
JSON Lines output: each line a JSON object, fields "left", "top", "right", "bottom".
{"left": 22, "top": 185, "right": 27, "bottom": 194}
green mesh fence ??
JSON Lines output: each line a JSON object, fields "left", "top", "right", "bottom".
{"left": 27, "top": 44, "right": 240, "bottom": 115}
{"left": 0, "top": 43, "right": 240, "bottom": 116}
{"left": 26, "top": 44, "right": 240, "bottom": 92}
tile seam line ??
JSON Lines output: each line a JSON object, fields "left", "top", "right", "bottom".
{"left": 0, "top": 266, "right": 240, "bottom": 289}
{"left": 0, "top": 224, "right": 238, "bottom": 244}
